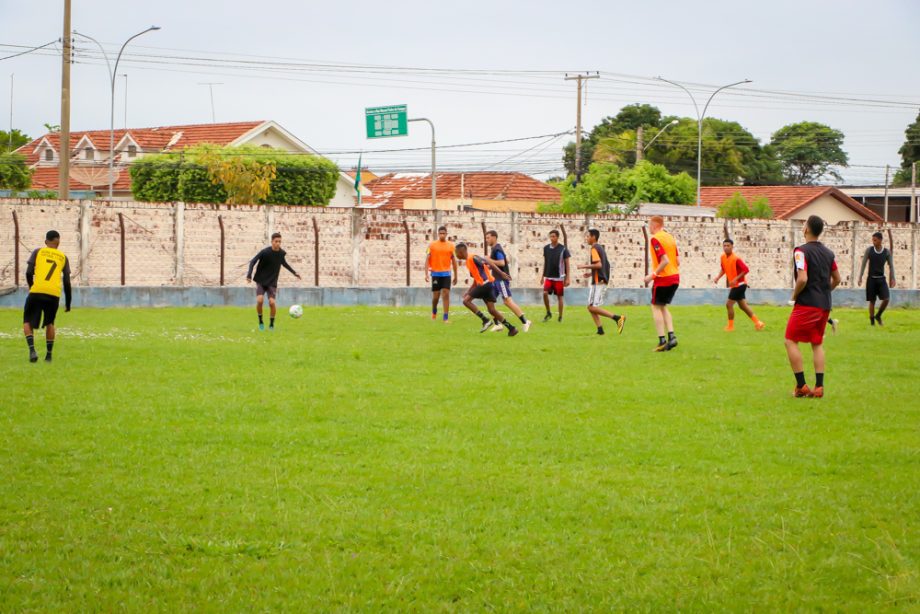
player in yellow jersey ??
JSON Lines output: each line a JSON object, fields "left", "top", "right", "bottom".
{"left": 23, "top": 230, "right": 72, "bottom": 362}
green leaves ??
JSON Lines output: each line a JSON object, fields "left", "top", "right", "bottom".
{"left": 770, "top": 121, "right": 848, "bottom": 184}
{"left": 556, "top": 160, "right": 696, "bottom": 213}
{"left": 0, "top": 152, "right": 32, "bottom": 190}
{"left": 717, "top": 192, "right": 774, "bottom": 219}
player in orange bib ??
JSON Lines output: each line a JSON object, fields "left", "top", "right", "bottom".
{"left": 713, "top": 238, "right": 765, "bottom": 331}
{"left": 455, "top": 242, "right": 519, "bottom": 337}
{"left": 424, "top": 226, "right": 458, "bottom": 323}
{"left": 643, "top": 216, "right": 680, "bottom": 352}
{"left": 23, "top": 230, "right": 72, "bottom": 363}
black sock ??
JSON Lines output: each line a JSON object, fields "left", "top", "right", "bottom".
{"left": 519, "top": 315, "right": 527, "bottom": 324}
{"left": 597, "top": 326, "right": 605, "bottom": 335}
{"left": 546, "top": 311, "right": 552, "bottom": 317}
{"left": 270, "top": 317, "right": 275, "bottom": 327}
{"left": 794, "top": 371, "right": 806, "bottom": 387}
{"left": 667, "top": 331, "right": 676, "bottom": 341}
{"left": 611, "top": 314, "right": 620, "bottom": 322}
{"left": 815, "top": 373, "right": 824, "bottom": 387}
{"left": 492, "top": 319, "right": 499, "bottom": 326}
{"left": 477, "top": 312, "right": 488, "bottom": 323}
{"left": 26, "top": 334, "right": 35, "bottom": 351}
{"left": 503, "top": 320, "right": 513, "bottom": 330}
{"left": 877, "top": 305, "right": 886, "bottom": 317}
{"left": 658, "top": 335, "right": 666, "bottom": 345}
{"left": 258, "top": 314, "right": 264, "bottom": 324}
{"left": 46, "top": 340, "right": 54, "bottom": 355}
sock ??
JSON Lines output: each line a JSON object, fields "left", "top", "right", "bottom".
{"left": 597, "top": 326, "right": 604, "bottom": 334}
{"left": 46, "top": 340, "right": 54, "bottom": 355}
{"left": 749, "top": 313, "right": 759, "bottom": 322}
{"left": 270, "top": 317, "right": 275, "bottom": 327}
{"left": 877, "top": 305, "right": 886, "bottom": 317}
{"left": 258, "top": 314, "right": 264, "bottom": 324}
{"left": 794, "top": 371, "right": 806, "bottom": 388}
{"left": 727, "top": 319, "right": 734, "bottom": 328}
{"left": 546, "top": 311, "right": 552, "bottom": 317}
{"left": 476, "top": 312, "right": 489, "bottom": 323}
{"left": 658, "top": 335, "right": 666, "bottom": 345}
{"left": 519, "top": 315, "right": 527, "bottom": 324}
{"left": 815, "top": 373, "right": 824, "bottom": 388}
{"left": 611, "top": 314, "right": 620, "bottom": 322}
{"left": 433, "top": 307, "right": 438, "bottom": 316}
{"left": 443, "top": 312, "right": 448, "bottom": 321}
{"left": 503, "top": 320, "right": 514, "bottom": 330}
{"left": 26, "top": 334, "right": 35, "bottom": 352}
{"left": 492, "top": 319, "right": 499, "bottom": 326}
{"left": 667, "top": 331, "right": 676, "bottom": 341}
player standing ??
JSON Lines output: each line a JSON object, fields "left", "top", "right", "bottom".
{"left": 424, "top": 226, "right": 459, "bottom": 323}
{"left": 484, "top": 230, "right": 530, "bottom": 332}
{"left": 246, "top": 232, "right": 301, "bottom": 331}
{"left": 784, "top": 215, "right": 841, "bottom": 398}
{"left": 857, "top": 231, "right": 896, "bottom": 326}
{"left": 643, "top": 216, "right": 680, "bottom": 351}
{"left": 455, "top": 242, "right": 519, "bottom": 337}
{"left": 713, "top": 239, "right": 765, "bottom": 331}
{"left": 577, "top": 229, "right": 625, "bottom": 335}
{"left": 23, "top": 230, "right": 72, "bottom": 363}
{"left": 541, "top": 230, "right": 571, "bottom": 322}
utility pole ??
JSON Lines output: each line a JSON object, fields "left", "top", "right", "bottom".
{"left": 59, "top": 0, "right": 72, "bottom": 199}
{"left": 564, "top": 72, "right": 599, "bottom": 180}
{"left": 199, "top": 82, "right": 222, "bottom": 123}
{"left": 883, "top": 164, "right": 890, "bottom": 222}
{"left": 7, "top": 74, "right": 12, "bottom": 152}
{"left": 635, "top": 125, "right": 644, "bottom": 162}
{"left": 911, "top": 161, "right": 917, "bottom": 224}
{"left": 121, "top": 74, "right": 128, "bottom": 128}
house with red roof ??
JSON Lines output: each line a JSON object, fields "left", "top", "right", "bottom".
{"left": 15, "top": 120, "right": 369, "bottom": 207}
{"left": 361, "top": 172, "right": 561, "bottom": 211}
{"left": 700, "top": 186, "right": 882, "bottom": 223}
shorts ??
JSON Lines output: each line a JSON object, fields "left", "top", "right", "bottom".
{"left": 728, "top": 285, "right": 747, "bottom": 301}
{"left": 785, "top": 305, "right": 830, "bottom": 344}
{"left": 23, "top": 293, "right": 60, "bottom": 329}
{"left": 587, "top": 284, "right": 607, "bottom": 308}
{"left": 256, "top": 284, "right": 277, "bottom": 300}
{"left": 866, "top": 277, "right": 889, "bottom": 302}
{"left": 493, "top": 279, "right": 512, "bottom": 300}
{"left": 469, "top": 282, "right": 496, "bottom": 302}
{"left": 652, "top": 283, "right": 678, "bottom": 306}
{"left": 431, "top": 275, "right": 452, "bottom": 292}
{"left": 543, "top": 279, "right": 565, "bottom": 296}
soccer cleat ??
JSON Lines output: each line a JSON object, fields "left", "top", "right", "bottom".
{"left": 508, "top": 327, "right": 519, "bottom": 337}
{"left": 755, "top": 321, "right": 766, "bottom": 331}
{"left": 431, "top": 313, "right": 437, "bottom": 320}
{"left": 617, "top": 315, "right": 627, "bottom": 334}
{"left": 269, "top": 325, "right": 275, "bottom": 332}
{"left": 557, "top": 316, "right": 563, "bottom": 323}
{"left": 794, "top": 385, "right": 813, "bottom": 398}
{"left": 654, "top": 341, "right": 669, "bottom": 352}
{"left": 597, "top": 328, "right": 605, "bottom": 335}
{"left": 258, "top": 322, "right": 265, "bottom": 331}
{"left": 29, "top": 350, "right": 38, "bottom": 363}
{"left": 543, "top": 313, "right": 552, "bottom": 322}
{"left": 479, "top": 320, "right": 492, "bottom": 333}
{"left": 44, "top": 354, "right": 52, "bottom": 363}
{"left": 830, "top": 318, "right": 839, "bottom": 335}
{"left": 724, "top": 323, "right": 735, "bottom": 332}
{"left": 876, "top": 314, "right": 883, "bottom": 327}
{"left": 811, "top": 386, "right": 824, "bottom": 398}
{"left": 666, "top": 338, "right": 678, "bottom": 351}
{"left": 490, "top": 323, "right": 504, "bottom": 332}
{"left": 522, "top": 320, "right": 531, "bottom": 333}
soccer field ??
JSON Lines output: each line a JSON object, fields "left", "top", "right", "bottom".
{"left": 1, "top": 305, "right": 918, "bottom": 611}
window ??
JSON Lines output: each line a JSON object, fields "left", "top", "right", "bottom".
{"left": 84, "top": 147, "right": 94, "bottom": 161}
{"left": 44, "top": 149, "right": 54, "bottom": 161}
{"left": 127, "top": 145, "right": 137, "bottom": 157}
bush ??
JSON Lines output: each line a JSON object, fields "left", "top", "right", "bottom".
{"left": 0, "top": 153, "right": 32, "bottom": 190}
{"left": 717, "top": 192, "right": 774, "bottom": 219}
{"left": 557, "top": 160, "right": 695, "bottom": 213}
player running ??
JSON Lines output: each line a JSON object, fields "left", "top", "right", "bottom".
{"left": 424, "top": 226, "right": 459, "bottom": 323}
{"left": 857, "top": 231, "right": 896, "bottom": 326}
{"left": 577, "top": 229, "right": 625, "bottom": 335}
{"left": 713, "top": 238, "right": 765, "bottom": 332}
{"left": 246, "top": 232, "right": 301, "bottom": 331}
{"left": 785, "top": 215, "right": 841, "bottom": 399}
{"left": 23, "top": 230, "right": 72, "bottom": 363}
{"left": 541, "top": 230, "right": 571, "bottom": 322}
{"left": 643, "top": 216, "right": 680, "bottom": 351}
{"left": 455, "top": 242, "right": 519, "bottom": 337}
{"left": 484, "top": 230, "right": 530, "bottom": 332}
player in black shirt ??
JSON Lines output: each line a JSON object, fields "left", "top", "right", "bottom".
{"left": 246, "top": 232, "right": 301, "bottom": 330}
{"left": 857, "top": 231, "right": 896, "bottom": 326}
{"left": 784, "top": 216, "right": 841, "bottom": 398}
{"left": 541, "top": 230, "right": 571, "bottom": 322}
{"left": 485, "top": 230, "right": 530, "bottom": 332}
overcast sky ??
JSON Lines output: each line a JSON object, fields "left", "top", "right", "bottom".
{"left": 2, "top": 0, "right": 918, "bottom": 184}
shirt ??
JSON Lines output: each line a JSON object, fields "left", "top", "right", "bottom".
{"left": 247, "top": 247, "right": 297, "bottom": 287}
{"left": 650, "top": 230, "right": 680, "bottom": 287}
{"left": 859, "top": 246, "right": 894, "bottom": 280}
{"left": 26, "top": 247, "right": 72, "bottom": 308}
{"left": 427, "top": 240, "right": 455, "bottom": 276}
{"left": 542, "top": 243, "right": 571, "bottom": 280}
{"left": 793, "top": 241, "right": 837, "bottom": 310}
{"left": 490, "top": 244, "right": 510, "bottom": 276}
{"left": 466, "top": 255, "right": 495, "bottom": 286}
{"left": 720, "top": 253, "right": 749, "bottom": 288}
{"left": 589, "top": 244, "right": 611, "bottom": 285}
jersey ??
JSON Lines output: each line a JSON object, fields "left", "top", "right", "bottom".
{"left": 542, "top": 243, "right": 571, "bottom": 280}
{"left": 247, "top": 247, "right": 297, "bottom": 287}
{"left": 589, "top": 244, "right": 611, "bottom": 284}
{"left": 490, "top": 244, "right": 510, "bottom": 276}
{"left": 466, "top": 255, "right": 495, "bottom": 286}
{"left": 793, "top": 241, "right": 837, "bottom": 310}
{"left": 720, "top": 253, "right": 749, "bottom": 288}
{"left": 427, "top": 240, "right": 455, "bottom": 276}
{"left": 28, "top": 247, "right": 69, "bottom": 298}
{"left": 860, "top": 246, "right": 894, "bottom": 280}
{"left": 650, "top": 230, "right": 680, "bottom": 286}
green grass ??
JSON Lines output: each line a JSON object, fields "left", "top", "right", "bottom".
{"left": 1, "top": 304, "right": 918, "bottom": 611}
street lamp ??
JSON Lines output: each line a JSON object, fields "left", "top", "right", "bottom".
{"left": 655, "top": 77, "right": 751, "bottom": 205}
{"left": 643, "top": 119, "right": 680, "bottom": 153}
{"left": 73, "top": 26, "right": 160, "bottom": 198}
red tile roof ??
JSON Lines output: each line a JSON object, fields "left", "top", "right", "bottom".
{"left": 700, "top": 186, "right": 882, "bottom": 222}
{"left": 363, "top": 172, "right": 561, "bottom": 209}
{"left": 30, "top": 165, "right": 132, "bottom": 192}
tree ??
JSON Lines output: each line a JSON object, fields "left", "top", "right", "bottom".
{"left": 0, "top": 153, "right": 32, "bottom": 190}
{"left": 770, "top": 121, "right": 848, "bottom": 184}
{"left": 43, "top": 123, "right": 60, "bottom": 133}
{"left": 0, "top": 129, "right": 31, "bottom": 153}
{"left": 198, "top": 145, "right": 277, "bottom": 205}
{"left": 563, "top": 104, "right": 663, "bottom": 176}
{"left": 716, "top": 192, "right": 774, "bottom": 219}
{"left": 894, "top": 110, "right": 920, "bottom": 186}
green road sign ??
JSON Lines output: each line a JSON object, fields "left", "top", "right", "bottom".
{"left": 366, "top": 105, "right": 408, "bottom": 138}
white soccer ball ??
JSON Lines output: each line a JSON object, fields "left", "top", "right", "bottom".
{"left": 288, "top": 304, "right": 304, "bottom": 319}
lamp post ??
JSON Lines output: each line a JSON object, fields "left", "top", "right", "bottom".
{"left": 656, "top": 77, "right": 751, "bottom": 205}
{"left": 642, "top": 119, "right": 680, "bottom": 156}
{"left": 74, "top": 26, "right": 160, "bottom": 198}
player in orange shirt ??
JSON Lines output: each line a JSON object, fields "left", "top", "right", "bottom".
{"left": 455, "top": 242, "right": 519, "bottom": 336}
{"left": 713, "top": 239, "right": 765, "bottom": 332}
{"left": 424, "top": 226, "right": 459, "bottom": 322}
{"left": 643, "top": 216, "right": 680, "bottom": 352}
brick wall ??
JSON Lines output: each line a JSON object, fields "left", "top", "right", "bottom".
{"left": 1, "top": 198, "right": 917, "bottom": 291}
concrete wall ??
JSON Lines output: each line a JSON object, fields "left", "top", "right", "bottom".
{"left": 2, "top": 198, "right": 917, "bottom": 296}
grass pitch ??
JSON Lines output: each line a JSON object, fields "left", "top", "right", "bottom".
{"left": 1, "top": 304, "right": 918, "bottom": 611}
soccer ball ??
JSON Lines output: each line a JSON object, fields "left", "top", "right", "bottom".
{"left": 289, "top": 304, "right": 304, "bottom": 319}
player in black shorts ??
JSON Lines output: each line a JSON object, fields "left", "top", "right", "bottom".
{"left": 246, "top": 232, "right": 301, "bottom": 331}
{"left": 23, "top": 230, "right": 72, "bottom": 362}
{"left": 857, "top": 231, "right": 895, "bottom": 326}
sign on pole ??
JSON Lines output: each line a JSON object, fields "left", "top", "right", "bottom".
{"left": 365, "top": 105, "right": 408, "bottom": 139}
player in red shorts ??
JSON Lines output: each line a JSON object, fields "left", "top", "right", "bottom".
{"left": 784, "top": 215, "right": 841, "bottom": 398}
{"left": 541, "top": 230, "right": 571, "bottom": 322}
